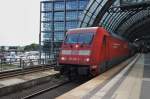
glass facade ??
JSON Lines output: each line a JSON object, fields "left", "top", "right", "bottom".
{"left": 40, "top": 0, "right": 89, "bottom": 59}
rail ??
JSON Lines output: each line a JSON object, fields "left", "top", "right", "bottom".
{"left": 22, "top": 81, "right": 70, "bottom": 99}
{"left": 0, "top": 65, "right": 53, "bottom": 79}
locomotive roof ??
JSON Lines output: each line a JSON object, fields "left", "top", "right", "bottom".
{"left": 68, "top": 27, "right": 127, "bottom": 41}
{"left": 110, "top": 32, "right": 127, "bottom": 41}
{"left": 69, "top": 27, "right": 98, "bottom": 31}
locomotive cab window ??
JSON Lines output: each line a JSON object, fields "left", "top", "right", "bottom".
{"left": 65, "top": 33, "right": 94, "bottom": 44}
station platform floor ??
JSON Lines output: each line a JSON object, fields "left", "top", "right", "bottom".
{"left": 0, "top": 69, "right": 58, "bottom": 96}
{"left": 57, "top": 54, "right": 149, "bottom": 99}
{"left": 0, "top": 69, "right": 57, "bottom": 88}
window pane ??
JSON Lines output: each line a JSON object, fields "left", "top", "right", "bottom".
{"left": 42, "top": 23, "right": 52, "bottom": 31}
{"left": 54, "top": 12, "right": 64, "bottom": 21}
{"left": 65, "top": 33, "right": 93, "bottom": 44}
{"left": 66, "top": 22, "right": 78, "bottom": 29}
{"left": 79, "top": 11, "right": 83, "bottom": 16}
{"left": 43, "top": 33, "right": 51, "bottom": 38}
{"left": 66, "top": 11, "right": 78, "bottom": 20}
{"left": 78, "top": 33, "right": 93, "bottom": 44}
{"left": 54, "top": 22, "right": 64, "bottom": 31}
{"left": 79, "top": 0, "right": 88, "bottom": 9}
{"left": 42, "top": 13, "right": 52, "bottom": 21}
{"left": 54, "top": 2, "right": 64, "bottom": 10}
{"left": 66, "top": 1, "right": 78, "bottom": 10}
{"left": 42, "top": 37, "right": 51, "bottom": 42}
{"left": 54, "top": 32, "right": 64, "bottom": 41}
{"left": 65, "top": 34, "right": 79, "bottom": 44}
{"left": 42, "top": 3, "right": 52, "bottom": 11}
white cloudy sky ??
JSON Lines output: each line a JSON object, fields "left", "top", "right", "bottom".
{"left": 0, "top": 0, "right": 40, "bottom": 46}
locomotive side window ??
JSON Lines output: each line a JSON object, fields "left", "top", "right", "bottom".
{"left": 65, "top": 33, "right": 94, "bottom": 44}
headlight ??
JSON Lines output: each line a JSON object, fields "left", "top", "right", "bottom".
{"left": 85, "top": 58, "right": 90, "bottom": 62}
{"left": 61, "top": 57, "right": 65, "bottom": 61}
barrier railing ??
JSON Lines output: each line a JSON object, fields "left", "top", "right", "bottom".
{"left": 0, "top": 57, "right": 57, "bottom": 72}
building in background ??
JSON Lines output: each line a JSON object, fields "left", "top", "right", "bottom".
{"left": 0, "top": 46, "right": 24, "bottom": 52}
{"left": 40, "top": 0, "right": 89, "bottom": 59}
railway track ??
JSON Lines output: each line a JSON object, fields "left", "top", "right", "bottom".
{"left": 20, "top": 77, "right": 90, "bottom": 99}
{"left": 19, "top": 57, "right": 138, "bottom": 99}
{"left": 0, "top": 71, "right": 70, "bottom": 99}
{"left": 0, "top": 56, "right": 138, "bottom": 99}
{"left": 22, "top": 80, "right": 71, "bottom": 99}
{"left": 0, "top": 66, "right": 53, "bottom": 79}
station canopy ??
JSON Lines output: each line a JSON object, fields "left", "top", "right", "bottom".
{"left": 79, "top": 0, "right": 150, "bottom": 42}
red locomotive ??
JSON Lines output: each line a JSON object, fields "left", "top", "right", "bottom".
{"left": 58, "top": 27, "right": 132, "bottom": 78}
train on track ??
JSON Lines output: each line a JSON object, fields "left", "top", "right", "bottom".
{"left": 58, "top": 27, "right": 134, "bottom": 78}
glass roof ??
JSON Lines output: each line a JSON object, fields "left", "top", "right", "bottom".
{"left": 79, "top": 0, "right": 150, "bottom": 41}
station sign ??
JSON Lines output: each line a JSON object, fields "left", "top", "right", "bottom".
{"left": 120, "top": 0, "right": 150, "bottom": 6}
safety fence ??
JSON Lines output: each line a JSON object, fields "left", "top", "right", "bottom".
{"left": 0, "top": 57, "right": 57, "bottom": 72}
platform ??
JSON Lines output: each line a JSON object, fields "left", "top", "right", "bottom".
{"left": 57, "top": 54, "right": 149, "bottom": 99}
{"left": 0, "top": 69, "right": 58, "bottom": 96}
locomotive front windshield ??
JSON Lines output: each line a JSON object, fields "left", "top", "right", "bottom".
{"left": 65, "top": 33, "right": 94, "bottom": 44}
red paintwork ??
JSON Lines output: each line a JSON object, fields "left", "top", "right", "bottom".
{"left": 59, "top": 27, "right": 130, "bottom": 76}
